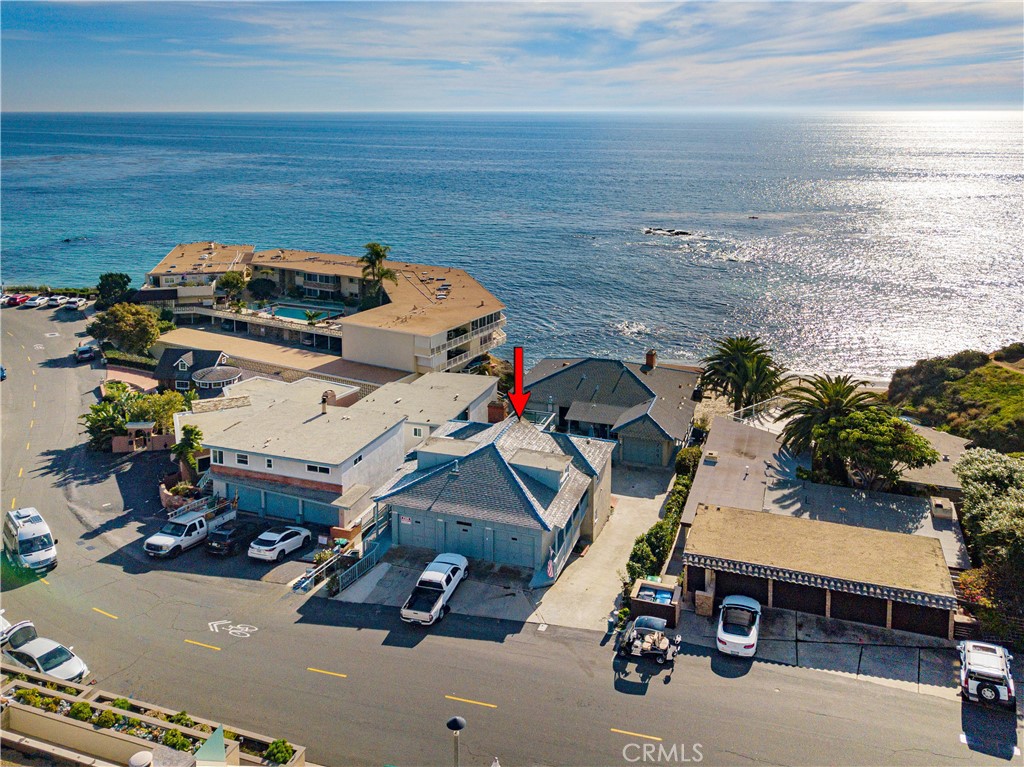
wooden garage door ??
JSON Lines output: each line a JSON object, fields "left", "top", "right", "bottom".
{"left": 714, "top": 571, "right": 769, "bottom": 605}
{"left": 891, "top": 602, "right": 950, "bottom": 638}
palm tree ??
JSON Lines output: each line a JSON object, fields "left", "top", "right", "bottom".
{"left": 359, "top": 242, "right": 399, "bottom": 306}
{"left": 700, "top": 335, "right": 787, "bottom": 413}
{"left": 778, "top": 374, "right": 880, "bottom": 479}
{"left": 171, "top": 424, "right": 204, "bottom": 481}
{"left": 304, "top": 310, "right": 325, "bottom": 326}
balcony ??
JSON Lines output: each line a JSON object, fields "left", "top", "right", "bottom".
{"left": 436, "top": 329, "right": 507, "bottom": 372}
{"left": 423, "top": 315, "right": 507, "bottom": 356}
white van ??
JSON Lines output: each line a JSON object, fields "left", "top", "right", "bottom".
{"left": 3, "top": 508, "right": 58, "bottom": 574}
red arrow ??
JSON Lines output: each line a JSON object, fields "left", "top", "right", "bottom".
{"left": 508, "top": 346, "right": 531, "bottom": 419}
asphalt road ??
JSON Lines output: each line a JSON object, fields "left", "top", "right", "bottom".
{"left": 1, "top": 306, "right": 1020, "bottom": 767}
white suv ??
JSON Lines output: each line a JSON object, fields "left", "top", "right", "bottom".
{"left": 959, "top": 640, "right": 1016, "bottom": 709}
{"left": 248, "top": 526, "right": 311, "bottom": 562}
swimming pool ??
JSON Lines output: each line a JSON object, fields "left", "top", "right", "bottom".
{"left": 257, "top": 303, "right": 345, "bottom": 322}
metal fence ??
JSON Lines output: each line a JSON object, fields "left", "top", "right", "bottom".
{"left": 292, "top": 504, "right": 391, "bottom": 595}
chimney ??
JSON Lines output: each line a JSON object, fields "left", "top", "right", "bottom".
{"left": 645, "top": 348, "right": 658, "bottom": 369}
{"left": 321, "top": 393, "right": 328, "bottom": 415}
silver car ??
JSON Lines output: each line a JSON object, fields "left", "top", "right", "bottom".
{"left": 0, "top": 613, "right": 90, "bottom": 684}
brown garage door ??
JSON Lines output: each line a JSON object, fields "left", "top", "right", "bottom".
{"left": 830, "top": 591, "right": 887, "bottom": 627}
{"left": 715, "top": 571, "right": 769, "bottom": 605}
{"left": 891, "top": 602, "right": 950, "bottom": 639}
{"left": 773, "top": 580, "right": 827, "bottom": 614}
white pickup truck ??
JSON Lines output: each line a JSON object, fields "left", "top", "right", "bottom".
{"left": 400, "top": 553, "right": 469, "bottom": 626}
{"left": 143, "top": 499, "right": 236, "bottom": 558}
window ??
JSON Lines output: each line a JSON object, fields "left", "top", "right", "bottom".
{"left": 353, "top": 455, "right": 363, "bottom": 465}
{"left": 413, "top": 427, "right": 423, "bottom": 438}
{"left": 265, "top": 458, "right": 274, "bottom": 469}
{"left": 175, "top": 380, "right": 190, "bottom": 390}
{"left": 212, "top": 450, "right": 224, "bottom": 465}
{"left": 306, "top": 464, "right": 330, "bottom": 475}
{"left": 177, "top": 360, "right": 188, "bottom": 371}
{"left": 236, "top": 454, "right": 249, "bottom": 466}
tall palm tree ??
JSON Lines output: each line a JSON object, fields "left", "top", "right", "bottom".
{"left": 778, "top": 374, "right": 880, "bottom": 478}
{"left": 700, "top": 335, "right": 787, "bottom": 413}
{"left": 359, "top": 242, "right": 399, "bottom": 306}
{"left": 171, "top": 424, "right": 204, "bottom": 481}
{"left": 304, "top": 310, "right": 325, "bottom": 326}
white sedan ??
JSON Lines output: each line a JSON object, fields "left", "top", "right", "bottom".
{"left": 65, "top": 297, "right": 88, "bottom": 309}
{"left": 47, "top": 295, "right": 69, "bottom": 306}
{"left": 247, "top": 525, "right": 312, "bottom": 562}
{"left": 1, "top": 614, "right": 90, "bottom": 684}
{"left": 716, "top": 595, "right": 762, "bottom": 657}
{"left": 24, "top": 295, "right": 49, "bottom": 308}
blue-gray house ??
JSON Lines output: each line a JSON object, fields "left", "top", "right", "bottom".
{"left": 376, "top": 418, "right": 615, "bottom": 587}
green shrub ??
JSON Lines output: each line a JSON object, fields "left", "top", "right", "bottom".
{"left": 14, "top": 688, "right": 43, "bottom": 708}
{"left": 169, "top": 710, "right": 195, "bottom": 728}
{"left": 68, "top": 702, "right": 93, "bottom": 721}
{"left": 95, "top": 709, "right": 120, "bottom": 729}
{"left": 264, "top": 739, "right": 295, "bottom": 765}
{"left": 14, "top": 673, "right": 28, "bottom": 682}
{"left": 674, "top": 445, "right": 703, "bottom": 478}
{"left": 62, "top": 686, "right": 78, "bottom": 696}
{"left": 162, "top": 728, "right": 193, "bottom": 751}
{"left": 101, "top": 346, "right": 158, "bottom": 371}
{"left": 625, "top": 538, "right": 658, "bottom": 583}
{"left": 44, "top": 681, "right": 58, "bottom": 690}
{"left": 42, "top": 697, "right": 61, "bottom": 713}
{"left": 224, "top": 730, "right": 238, "bottom": 742}
{"left": 616, "top": 607, "right": 631, "bottom": 628}
{"left": 127, "top": 717, "right": 142, "bottom": 728}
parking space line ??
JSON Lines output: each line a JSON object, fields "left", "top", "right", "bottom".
{"left": 444, "top": 695, "right": 497, "bottom": 709}
{"left": 184, "top": 639, "right": 221, "bottom": 651}
{"left": 307, "top": 667, "right": 348, "bottom": 679}
{"left": 610, "top": 728, "right": 662, "bottom": 742}
{"left": 92, "top": 608, "right": 118, "bottom": 620}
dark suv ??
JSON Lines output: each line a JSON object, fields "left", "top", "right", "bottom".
{"left": 74, "top": 344, "right": 98, "bottom": 363}
{"left": 206, "top": 520, "right": 263, "bottom": 556}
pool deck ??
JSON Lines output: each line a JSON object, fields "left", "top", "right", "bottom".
{"left": 155, "top": 327, "right": 412, "bottom": 386}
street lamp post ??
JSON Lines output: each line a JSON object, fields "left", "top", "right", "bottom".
{"left": 446, "top": 716, "right": 466, "bottom": 767}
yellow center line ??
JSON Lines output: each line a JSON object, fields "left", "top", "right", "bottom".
{"left": 29, "top": 420, "right": 34, "bottom": 429}
{"left": 20, "top": 344, "right": 25, "bottom": 350}
{"left": 610, "top": 728, "right": 662, "bottom": 742}
{"left": 10, "top": 499, "right": 16, "bottom": 510}
{"left": 33, "top": 384, "right": 37, "bottom": 391}
{"left": 40, "top": 578, "right": 50, "bottom": 586}
{"left": 32, "top": 401, "right": 36, "bottom": 409}
{"left": 26, "top": 442, "right": 30, "bottom": 451}
{"left": 444, "top": 695, "right": 498, "bottom": 709}
{"left": 31, "top": 370, "right": 36, "bottom": 376}
{"left": 184, "top": 639, "right": 221, "bottom": 651}
{"left": 307, "top": 667, "right": 348, "bottom": 679}
{"left": 18, "top": 468, "right": 24, "bottom": 478}
{"left": 27, "top": 356, "right": 31, "bottom": 362}
{"left": 92, "top": 608, "right": 118, "bottom": 620}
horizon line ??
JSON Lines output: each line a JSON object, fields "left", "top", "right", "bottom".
{"left": 3, "top": 107, "right": 1021, "bottom": 115}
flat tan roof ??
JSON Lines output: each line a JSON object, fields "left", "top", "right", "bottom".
{"left": 147, "top": 242, "right": 254, "bottom": 276}
{"left": 686, "top": 505, "right": 955, "bottom": 598}
{"left": 252, "top": 248, "right": 504, "bottom": 337}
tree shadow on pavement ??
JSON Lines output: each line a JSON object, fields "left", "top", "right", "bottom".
{"left": 35, "top": 443, "right": 139, "bottom": 489}
{"left": 960, "top": 704, "right": 1020, "bottom": 761}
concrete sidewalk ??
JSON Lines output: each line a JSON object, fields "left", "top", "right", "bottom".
{"left": 674, "top": 606, "right": 961, "bottom": 700}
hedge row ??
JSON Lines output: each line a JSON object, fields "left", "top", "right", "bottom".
{"left": 5, "top": 285, "right": 96, "bottom": 298}
{"left": 102, "top": 345, "right": 158, "bottom": 372}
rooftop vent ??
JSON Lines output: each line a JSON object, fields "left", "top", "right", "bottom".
{"left": 704, "top": 450, "right": 720, "bottom": 464}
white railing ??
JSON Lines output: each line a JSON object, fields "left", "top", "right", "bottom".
{"left": 172, "top": 305, "right": 345, "bottom": 338}
{"left": 426, "top": 317, "right": 506, "bottom": 356}
{"left": 168, "top": 496, "right": 232, "bottom": 520}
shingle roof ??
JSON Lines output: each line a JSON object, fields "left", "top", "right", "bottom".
{"left": 378, "top": 418, "right": 614, "bottom": 531}
{"left": 523, "top": 357, "right": 698, "bottom": 442}
{"left": 565, "top": 401, "right": 629, "bottom": 426}
{"left": 154, "top": 348, "right": 226, "bottom": 381}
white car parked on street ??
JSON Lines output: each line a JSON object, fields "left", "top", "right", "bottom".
{"left": 716, "top": 595, "right": 762, "bottom": 657}
{"left": 47, "top": 295, "right": 69, "bottom": 306}
{"left": 1, "top": 611, "right": 90, "bottom": 684}
{"left": 247, "top": 526, "right": 311, "bottom": 562}
{"left": 24, "top": 295, "right": 49, "bottom": 308}
{"left": 65, "top": 297, "right": 88, "bottom": 309}
{"left": 959, "top": 640, "right": 1016, "bottom": 709}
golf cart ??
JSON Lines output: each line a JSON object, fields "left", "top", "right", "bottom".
{"left": 616, "top": 615, "right": 679, "bottom": 664}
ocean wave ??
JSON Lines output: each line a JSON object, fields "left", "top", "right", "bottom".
{"left": 613, "top": 320, "right": 654, "bottom": 338}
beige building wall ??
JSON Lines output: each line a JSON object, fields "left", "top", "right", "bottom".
{"left": 341, "top": 325, "right": 417, "bottom": 372}
{"left": 585, "top": 457, "right": 613, "bottom": 541}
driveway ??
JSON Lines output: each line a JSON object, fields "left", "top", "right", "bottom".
{"left": 339, "top": 468, "right": 677, "bottom": 631}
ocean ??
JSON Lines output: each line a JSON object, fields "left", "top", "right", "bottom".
{"left": 2, "top": 111, "right": 1021, "bottom": 377}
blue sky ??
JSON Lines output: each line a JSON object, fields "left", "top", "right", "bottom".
{"left": 2, "top": 2, "right": 1021, "bottom": 111}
